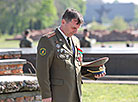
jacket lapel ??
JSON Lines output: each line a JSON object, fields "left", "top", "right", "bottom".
{"left": 55, "top": 28, "right": 73, "bottom": 55}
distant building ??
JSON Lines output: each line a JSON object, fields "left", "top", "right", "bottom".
{"left": 84, "top": 1, "right": 135, "bottom": 25}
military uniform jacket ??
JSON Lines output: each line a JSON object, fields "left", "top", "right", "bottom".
{"left": 36, "top": 28, "right": 83, "bottom": 102}
{"left": 20, "top": 37, "right": 32, "bottom": 48}
{"left": 80, "top": 37, "right": 91, "bottom": 48}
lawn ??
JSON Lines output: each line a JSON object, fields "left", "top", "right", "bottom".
{"left": 1, "top": 35, "right": 138, "bottom": 102}
{"left": 82, "top": 83, "right": 138, "bottom": 102}
{"left": 0, "top": 34, "right": 38, "bottom": 48}
{"left": 1, "top": 34, "right": 138, "bottom": 48}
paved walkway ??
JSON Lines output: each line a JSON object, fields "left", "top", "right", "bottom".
{"left": 82, "top": 75, "right": 138, "bottom": 84}
{"left": 83, "top": 80, "right": 138, "bottom": 85}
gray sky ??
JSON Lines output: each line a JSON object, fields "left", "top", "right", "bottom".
{"left": 103, "top": 0, "right": 138, "bottom": 4}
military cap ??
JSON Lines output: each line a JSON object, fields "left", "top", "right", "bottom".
{"left": 81, "top": 57, "right": 109, "bottom": 79}
{"left": 82, "top": 57, "right": 109, "bottom": 67}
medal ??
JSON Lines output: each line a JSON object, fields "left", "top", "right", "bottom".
{"left": 57, "top": 49, "right": 60, "bottom": 52}
{"left": 59, "top": 39, "right": 62, "bottom": 41}
{"left": 60, "top": 48, "right": 65, "bottom": 53}
{"left": 58, "top": 54, "right": 66, "bottom": 60}
{"left": 66, "top": 54, "right": 70, "bottom": 59}
{"left": 56, "top": 44, "right": 61, "bottom": 49}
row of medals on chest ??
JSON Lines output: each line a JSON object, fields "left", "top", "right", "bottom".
{"left": 56, "top": 39, "right": 81, "bottom": 63}
{"left": 56, "top": 39, "right": 70, "bottom": 60}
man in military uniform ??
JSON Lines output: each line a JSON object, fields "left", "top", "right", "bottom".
{"left": 19, "top": 29, "right": 32, "bottom": 48}
{"left": 80, "top": 29, "right": 92, "bottom": 48}
{"left": 36, "top": 8, "right": 106, "bottom": 102}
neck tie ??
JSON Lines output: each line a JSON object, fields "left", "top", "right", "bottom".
{"left": 67, "top": 37, "right": 75, "bottom": 56}
{"left": 67, "top": 37, "right": 71, "bottom": 46}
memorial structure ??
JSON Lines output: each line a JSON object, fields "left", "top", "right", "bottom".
{"left": 0, "top": 49, "right": 41, "bottom": 101}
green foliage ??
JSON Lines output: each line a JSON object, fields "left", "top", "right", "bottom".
{"left": 82, "top": 83, "right": 138, "bottom": 102}
{"left": 35, "top": 0, "right": 58, "bottom": 29}
{"left": 54, "top": 0, "right": 86, "bottom": 19}
{"left": 109, "top": 16, "right": 129, "bottom": 31}
{"left": 0, "top": 0, "right": 58, "bottom": 34}
{"left": 0, "top": 0, "right": 86, "bottom": 35}
{"left": 101, "top": 13, "right": 111, "bottom": 25}
{"left": 88, "top": 21, "right": 108, "bottom": 30}
{"left": 88, "top": 16, "right": 129, "bottom": 31}
{"left": 130, "top": 5, "right": 138, "bottom": 29}
{"left": 0, "top": 0, "right": 41, "bottom": 34}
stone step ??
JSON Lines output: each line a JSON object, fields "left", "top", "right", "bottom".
{"left": 0, "top": 75, "right": 40, "bottom": 101}
{"left": 0, "top": 91, "right": 41, "bottom": 101}
{"left": 0, "top": 59, "right": 26, "bottom": 75}
{"left": 0, "top": 59, "right": 26, "bottom": 65}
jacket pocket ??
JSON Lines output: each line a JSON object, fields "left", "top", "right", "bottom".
{"left": 51, "top": 79, "right": 64, "bottom": 86}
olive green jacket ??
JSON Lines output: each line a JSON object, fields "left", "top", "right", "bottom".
{"left": 36, "top": 28, "right": 83, "bottom": 102}
{"left": 19, "top": 37, "right": 32, "bottom": 48}
{"left": 80, "top": 37, "right": 92, "bottom": 48}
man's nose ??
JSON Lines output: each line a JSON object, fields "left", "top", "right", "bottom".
{"left": 74, "top": 29, "right": 78, "bottom": 33}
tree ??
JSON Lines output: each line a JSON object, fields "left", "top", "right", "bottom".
{"left": 109, "top": 16, "right": 129, "bottom": 31}
{"left": 0, "top": 0, "right": 57, "bottom": 34}
{"left": 54, "top": 0, "right": 86, "bottom": 20}
{"left": 130, "top": 5, "right": 138, "bottom": 29}
{"left": 88, "top": 21, "right": 108, "bottom": 30}
{"left": 35, "top": 0, "right": 58, "bottom": 29}
{"left": 0, "top": 0, "right": 41, "bottom": 34}
{"left": 0, "top": 0, "right": 84, "bottom": 35}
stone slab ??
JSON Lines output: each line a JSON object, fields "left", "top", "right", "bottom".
{"left": 0, "top": 49, "right": 21, "bottom": 56}
{"left": 0, "top": 75, "right": 37, "bottom": 82}
{"left": 0, "top": 75, "right": 39, "bottom": 94}
{"left": 0, "top": 59, "right": 26, "bottom": 65}
{"left": 0, "top": 91, "right": 40, "bottom": 100}
{"left": 82, "top": 48, "right": 138, "bottom": 54}
{"left": 83, "top": 80, "right": 138, "bottom": 85}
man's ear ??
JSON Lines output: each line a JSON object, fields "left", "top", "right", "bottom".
{"left": 61, "top": 19, "right": 66, "bottom": 24}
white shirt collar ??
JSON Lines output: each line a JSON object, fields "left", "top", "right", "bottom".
{"left": 58, "top": 27, "right": 74, "bottom": 49}
{"left": 58, "top": 27, "right": 68, "bottom": 41}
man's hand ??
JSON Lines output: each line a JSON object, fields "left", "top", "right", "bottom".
{"left": 42, "top": 98, "right": 52, "bottom": 102}
{"left": 94, "top": 72, "right": 106, "bottom": 78}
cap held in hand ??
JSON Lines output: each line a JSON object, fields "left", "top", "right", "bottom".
{"left": 81, "top": 57, "right": 109, "bottom": 80}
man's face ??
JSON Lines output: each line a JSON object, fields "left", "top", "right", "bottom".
{"left": 61, "top": 19, "right": 81, "bottom": 37}
{"left": 85, "top": 32, "right": 90, "bottom": 37}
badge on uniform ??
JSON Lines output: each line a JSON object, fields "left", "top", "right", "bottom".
{"left": 39, "top": 48, "right": 46, "bottom": 56}
{"left": 77, "top": 48, "right": 83, "bottom": 62}
{"left": 77, "top": 48, "right": 83, "bottom": 54}
{"left": 56, "top": 43, "right": 61, "bottom": 49}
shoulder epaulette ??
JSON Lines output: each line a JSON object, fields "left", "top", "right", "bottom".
{"left": 43, "top": 31, "right": 56, "bottom": 38}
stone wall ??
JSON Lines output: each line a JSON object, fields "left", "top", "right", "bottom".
{"left": 90, "top": 30, "right": 138, "bottom": 42}
{"left": 0, "top": 49, "right": 42, "bottom": 101}
{"left": 76, "top": 30, "right": 138, "bottom": 42}
{"left": 0, "top": 75, "right": 41, "bottom": 101}
{"left": 6, "top": 28, "right": 138, "bottom": 42}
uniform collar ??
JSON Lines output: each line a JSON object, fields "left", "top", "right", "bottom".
{"left": 58, "top": 27, "right": 68, "bottom": 43}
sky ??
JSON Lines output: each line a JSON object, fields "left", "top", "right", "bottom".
{"left": 103, "top": 0, "right": 138, "bottom": 5}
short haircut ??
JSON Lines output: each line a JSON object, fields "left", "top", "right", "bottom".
{"left": 24, "top": 29, "right": 30, "bottom": 36}
{"left": 62, "top": 8, "right": 84, "bottom": 25}
{"left": 83, "top": 29, "right": 88, "bottom": 33}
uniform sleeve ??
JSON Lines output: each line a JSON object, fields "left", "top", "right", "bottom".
{"left": 36, "top": 36, "right": 54, "bottom": 99}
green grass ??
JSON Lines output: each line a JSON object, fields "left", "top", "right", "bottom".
{"left": 0, "top": 34, "right": 138, "bottom": 48}
{"left": 0, "top": 34, "right": 38, "bottom": 48}
{"left": 82, "top": 83, "right": 138, "bottom": 102}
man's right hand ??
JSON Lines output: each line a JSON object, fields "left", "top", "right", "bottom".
{"left": 42, "top": 98, "right": 52, "bottom": 102}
